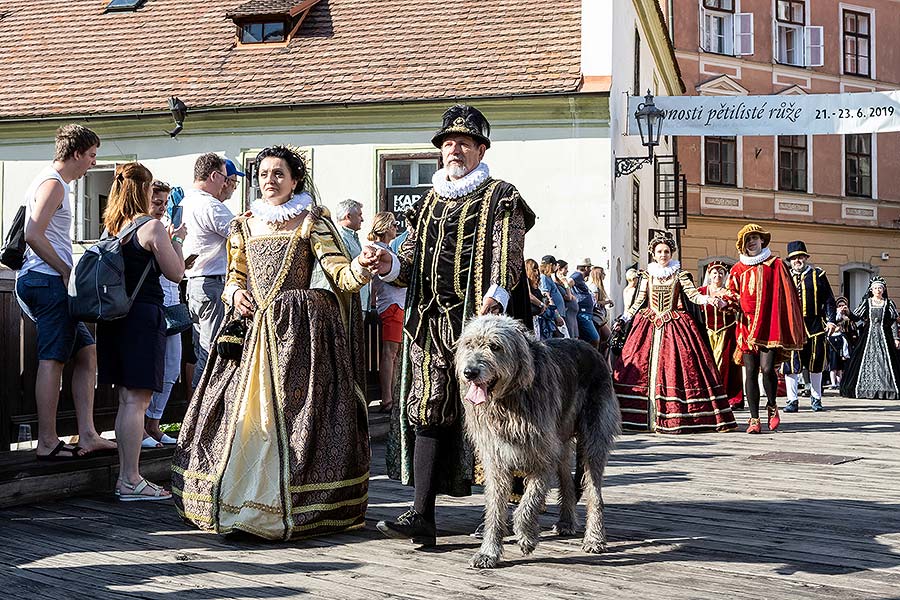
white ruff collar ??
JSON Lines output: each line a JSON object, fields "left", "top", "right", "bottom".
{"left": 647, "top": 260, "right": 680, "bottom": 278}
{"left": 250, "top": 192, "right": 313, "bottom": 224}
{"left": 432, "top": 162, "right": 490, "bottom": 199}
{"left": 740, "top": 247, "right": 772, "bottom": 266}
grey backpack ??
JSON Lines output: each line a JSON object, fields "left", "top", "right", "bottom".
{"left": 68, "top": 216, "right": 154, "bottom": 322}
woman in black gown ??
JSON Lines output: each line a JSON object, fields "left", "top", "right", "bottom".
{"left": 840, "top": 277, "right": 900, "bottom": 400}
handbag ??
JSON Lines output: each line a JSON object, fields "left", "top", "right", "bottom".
{"left": 163, "top": 303, "right": 192, "bottom": 336}
{"left": 0, "top": 205, "right": 26, "bottom": 270}
{"left": 216, "top": 318, "right": 247, "bottom": 361}
{"left": 609, "top": 318, "right": 633, "bottom": 352}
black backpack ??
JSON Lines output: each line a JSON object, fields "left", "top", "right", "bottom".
{"left": 68, "top": 216, "right": 154, "bottom": 322}
{"left": 0, "top": 206, "right": 26, "bottom": 270}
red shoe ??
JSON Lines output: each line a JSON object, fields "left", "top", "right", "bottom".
{"left": 746, "top": 418, "right": 761, "bottom": 434}
{"left": 767, "top": 405, "right": 781, "bottom": 431}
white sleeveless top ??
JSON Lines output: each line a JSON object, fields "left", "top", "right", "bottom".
{"left": 19, "top": 165, "right": 72, "bottom": 278}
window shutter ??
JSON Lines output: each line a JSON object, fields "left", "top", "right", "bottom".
{"left": 805, "top": 25, "right": 824, "bottom": 67}
{"left": 733, "top": 13, "right": 754, "bottom": 56}
{"left": 701, "top": 12, "right": 711, "bottom": 51}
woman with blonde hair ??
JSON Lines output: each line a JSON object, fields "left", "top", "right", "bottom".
{"left": 588, "top": 266, "right": 614, "bottom": 353}
{"left": 368, "top": 211, "right": 406, "bottom": 412}
{"left": 97, "top": 162, "right": 186, "bottom": 500}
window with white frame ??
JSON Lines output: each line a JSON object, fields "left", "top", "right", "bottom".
{"left": 700, "top": 0, "right": 754, "bottom": 56}
{"left": 777, "top": 135, "right": 807, "bottom": 192}
{"left": 705, "top": 136, "right": 737, "bottom": 186}
{"left": 843, "top": 9, "right": 872, "bottom": 78}
{"left": 845, "top": 133, "right": 872, "bottom": 198}
{"left": 73, "top": 163, "right": 119, "bottom": 242}
{"left": 775, "top": 0, "right": 823, "bottom": 67}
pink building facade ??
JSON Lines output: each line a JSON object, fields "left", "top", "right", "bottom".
{"left": 672, "top": 0, "right": 900, "bottom": 305}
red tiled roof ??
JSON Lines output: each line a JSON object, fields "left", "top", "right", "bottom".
{"left": 226, "top": 0, "right": 318, "bottom": 19}
{"left": 0, "top": 0, "right": 583, "bottom": 120}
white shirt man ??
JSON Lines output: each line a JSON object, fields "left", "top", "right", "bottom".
{"left": 181, "top": 153, "right": 232, "bottom": 388}
{"left": 337, "top": 198, "right": 370, "bottom": 311}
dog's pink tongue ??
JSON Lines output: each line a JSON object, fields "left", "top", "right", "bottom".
{"left": 465, "top": 383, "right": 488, "bottom": 405}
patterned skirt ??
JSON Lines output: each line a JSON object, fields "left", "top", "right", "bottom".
{"left": 172, "top": 289, "right": 370, "bottom": 540}
{"left": 707, "top": 326, "right": 744, "bottom": 407}
{"left": 614, "top": 309, "right": 737, "bottom": 434}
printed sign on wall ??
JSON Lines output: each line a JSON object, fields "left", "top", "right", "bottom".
{"left": 627, "top": 90, "right": 900, "bottom": 137}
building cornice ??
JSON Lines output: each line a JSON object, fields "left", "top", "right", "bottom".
{"left": 0, "top": 93, "right": 611, "bottom": 144}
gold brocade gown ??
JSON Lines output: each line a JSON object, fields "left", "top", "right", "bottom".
{"left": 173, "top": 212, "right": 371, "bottom": 540}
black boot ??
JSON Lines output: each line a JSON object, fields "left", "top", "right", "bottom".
{"left": 376, "top": 508, "right": 436, "bottom": 546}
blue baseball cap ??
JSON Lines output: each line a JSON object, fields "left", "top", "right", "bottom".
{"left": 224, "top": 159, "right": 245, "bottom": 177}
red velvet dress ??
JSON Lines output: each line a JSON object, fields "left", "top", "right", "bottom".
{"left": 613, "top": 269, "right": 737, "bottom": 434}
{"left": 725, "top": 253, "right": 807, "bottom": 364}
{"left": 698, "top": 285, "right": 743, "bottom": 407}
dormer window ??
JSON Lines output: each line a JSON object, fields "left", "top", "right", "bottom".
{"left": 106, "top": 0, "right": 146, "bottom": 12}
{"left": 241, "top": 21, "right": 286, "bottom": 44}
{"left": 227, "top": 0, "right": 323, "bottom": 46}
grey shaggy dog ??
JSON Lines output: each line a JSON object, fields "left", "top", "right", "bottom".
{"left": 456, "top": 314, "right": 620, "bottom": 569}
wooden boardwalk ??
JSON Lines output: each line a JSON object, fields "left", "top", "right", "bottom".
{"left": 1, "top": 392, "right": 900, "bottom": 599}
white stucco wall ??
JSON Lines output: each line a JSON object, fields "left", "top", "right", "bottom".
{"left": 608, "top": 0, "right": 677, "bottom": 304}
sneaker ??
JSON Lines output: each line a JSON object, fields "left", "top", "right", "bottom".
{"left": 783, "top": 403, "right": 799, "bottom": 413}
{"left": 811, "top": 404, "right": 825, "bottom": 412}
{"left": 767, "top": 405, "right": 781, "bottom": 431}
{"left": 376, "top": 508, "right": 436, "bottom": 546}
{"left": 746, "top": 418, "right": 761, "bottom": 434}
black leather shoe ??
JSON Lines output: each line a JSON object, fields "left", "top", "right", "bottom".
{"left": 376, "top": 509, "right": 436, "bottom": 546}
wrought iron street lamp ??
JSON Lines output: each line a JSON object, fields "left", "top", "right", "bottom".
{"left": 615, "top": 91, "right": 665, "bottom": 178}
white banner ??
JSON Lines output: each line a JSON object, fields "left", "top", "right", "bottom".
{"left": 627, "top": 91, "right": 900, "bottom": 136}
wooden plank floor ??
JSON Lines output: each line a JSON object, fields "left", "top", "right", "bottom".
{"left": 1, "top": 391, "right": 899, "bottom": 599}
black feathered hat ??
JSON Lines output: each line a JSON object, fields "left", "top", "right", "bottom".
{"left": 786, "top": 240, "right": 810, "bottom": 259}
{"left": 432, "top": 104, "right": 491, "bottom": 149}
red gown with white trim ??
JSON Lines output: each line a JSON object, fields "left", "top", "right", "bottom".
{"left": 613, "top": 268, "right": 737, "bottom": 434}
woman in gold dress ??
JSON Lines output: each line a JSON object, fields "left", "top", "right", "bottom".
{"left": 172, "top": 146, "right": 372, "bottom": 540}
{"left": 613, "top": 234, "right": 737, "bottom": 433}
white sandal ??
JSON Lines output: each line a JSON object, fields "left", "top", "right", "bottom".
{"left": 116, "top": 478, "right": 171, "bottom": 502}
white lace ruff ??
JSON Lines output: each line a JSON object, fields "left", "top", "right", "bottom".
{"left": 739, "top": 247, "right": 772, "bottom": 266}
{"left": 431, "top": 162, "right": 490, "bottom": 199}
{"left": 647, "top": 260, "right": 680, "bottom": 279}
{"left": 250, "top": 192, "right": 313, "bottom": 224}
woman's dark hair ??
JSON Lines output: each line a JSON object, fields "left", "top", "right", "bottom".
{"left": 255, "top": 145, "right": 308, "bottom": 194}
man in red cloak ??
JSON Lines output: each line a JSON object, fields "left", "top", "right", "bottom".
{"left": 725, "top": 224, "right": 806, "bottom": 434}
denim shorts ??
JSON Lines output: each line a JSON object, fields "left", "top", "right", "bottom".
{"left": 576, "top": 311, "right": 600, "bottom": 343}
{"left": 15, "top": 270, "right": 94, "bottom": 362}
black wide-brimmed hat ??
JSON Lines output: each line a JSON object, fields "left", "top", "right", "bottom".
{"left": 786, "top": 240, "right": 810, "bottom": 259}
{"left": 432, "top": 104, "right": 491, "bottom": 149}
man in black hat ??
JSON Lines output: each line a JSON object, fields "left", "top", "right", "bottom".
{"left": 363, "top": 104, "right": 535, "bottom": 546}
{"left": 783, "top": 240, "right": 837, "bottom": 412}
